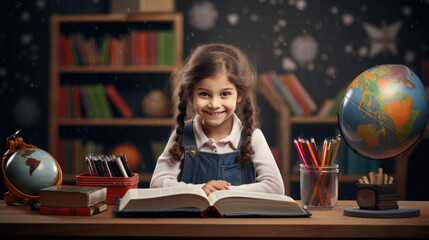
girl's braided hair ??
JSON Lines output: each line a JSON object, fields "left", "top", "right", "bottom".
{"left": 169, "top": 43, "right": 259, "bottom": 165}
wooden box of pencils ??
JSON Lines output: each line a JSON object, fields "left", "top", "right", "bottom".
{"left": 356, "top": 184, "right": 399, "bottom": 210}
{"left": 356, "top": 168, "right": 399, "bottom": 210}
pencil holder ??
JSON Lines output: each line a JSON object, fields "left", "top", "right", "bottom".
{"left": 356, "top": 183, "right": 399, "bottom": 210}
{"left": 300, "top": 164, "right": 338, "bottom": 210}
{"left": 76, "top": 173, "right": 139, "bottom": 204}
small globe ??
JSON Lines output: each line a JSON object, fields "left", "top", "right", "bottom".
{"left": 4, "top": 148, "right": 60, "bottom": 196}
{"left": 338, "top": 65, "right": 428, "bottom": 159}
{"left": 142, "top": 89, "right": 171, "bottom": 117}
{"left": 111, "top": 143, "right": 142, "bottom": 171}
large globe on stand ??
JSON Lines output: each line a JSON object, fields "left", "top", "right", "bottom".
{"left": 338, "top": 65, "right": 428, "bottom": 159}
{"left": 4, "top": 148, "right": 61, "bottom": 196}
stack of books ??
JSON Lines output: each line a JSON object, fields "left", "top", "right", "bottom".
{"left": 259, "top": 72, "right": 317, "bottom": 116}
{"left": 40, "top": 185, "right": 107, "bottom": 216}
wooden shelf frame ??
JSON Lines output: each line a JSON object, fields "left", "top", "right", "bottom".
{"left": 49, "top": 13, "right": 183, "bottom": 178}
{"left": 258, "top": 77, "right": 408, "bottom": 198}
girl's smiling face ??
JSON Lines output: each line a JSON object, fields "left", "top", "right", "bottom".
{"left": 192, "top": 71, "right": 241, "bottom": 138}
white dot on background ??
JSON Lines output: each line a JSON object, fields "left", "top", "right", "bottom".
{"left": 20, "top": 33, "right": 33, "bottom": 45}
{"left": 342, "top": 13, "right": 354, "bottom": 26}
{"left": 402, "top": 6, "right": 413, "bottom": 17}
{"left": 282, "top": 57, "right": 297, "bottom": 71}
{"left": 273, "top": 25, "right": 280, "bottom": 32}
{"left": 331, "top": 6, "right": 339, "bottom": 15}
{"left": 278, "top": 19, "right": 287, "bottom": 27}
{"left": 274, "top": 48, "right": 283, "bottom": 57}
{"left": 36, "top": 0, "right": 46, "bottom": 9}
{"left": 358, "top": 46, "right": 368, "bottom": 57}
{"left": 344, "top": 44, "right": 353, "bottom": 54}
{"left": 326, "top": 66, "right": 337, "bottom": 77}
{"left": 321, "top": 53, "right": 329, "bottom": 61}
{"left": 404, "top": 50, "right": 416, "bottom": 63}
{"left": 21, "top": 11, "right": 30, "bottom": 22}
{"left": 296, "top": 0, "right": 307, "bottom": 11}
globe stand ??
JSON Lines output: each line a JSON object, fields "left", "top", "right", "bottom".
{"left": 1, "top": 129, "right": 63, "bottom": 210}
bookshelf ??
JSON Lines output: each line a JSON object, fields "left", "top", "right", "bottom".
{"left": 49, "top": 13, "right": 183, "bottom": 181}
{"left": 258, "top": 76, "right": 409, "bottom": 199}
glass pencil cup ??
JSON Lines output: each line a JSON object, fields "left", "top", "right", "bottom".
{"left": 300, "top": 164, "right": 339, "bottom": 210}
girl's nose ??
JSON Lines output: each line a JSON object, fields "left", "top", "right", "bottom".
{"left": 208, "top": 97, "right": 220, "bottom": 108}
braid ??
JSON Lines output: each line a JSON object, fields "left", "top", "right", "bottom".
{"left": 238, "top": 97, "right": 257, "bottom": 165}
{"left": 169, "top": 88, "right": 188, "bottom": 162}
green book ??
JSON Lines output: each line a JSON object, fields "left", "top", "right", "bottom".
{"left": 165, "top": 30, "right": 175, "bottom": 65}
{"left": 156, "top": 30, "right": 166, "bottom": 65}
{"left": 83, "top": 84, "right": 101, "bottom": 118}
{"left": 99, "top": 33, "right": 110, "bottom": 65}
{"left": 93, "top": 84, "right": 113, "bottom": 118}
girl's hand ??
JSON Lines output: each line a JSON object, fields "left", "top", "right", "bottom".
{"left": 202, "top": 180, "right": 231, "bottom": 196}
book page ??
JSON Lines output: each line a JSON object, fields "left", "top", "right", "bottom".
{"left": 119, "top": 186, "right": 208, "bottom": 211}
{"left": 207, "top": 190, "right": 305, "bottom": 215}
{"left": 208, "top": 190, "right": 295, "bottom": 205}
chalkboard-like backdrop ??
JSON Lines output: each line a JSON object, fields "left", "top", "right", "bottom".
{"left": 0, "top": 0, "right": 428, "bottom": 199}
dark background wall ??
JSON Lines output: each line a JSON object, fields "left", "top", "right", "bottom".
{"left": 1, "top": 0, "right": 428, "bottom": 200}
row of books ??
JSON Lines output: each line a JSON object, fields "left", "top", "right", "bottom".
{"left": 59, "top": 84, "right": 133, "bottom": 119}
{"left": 60, "top": 29, "right": 175, "bottom": 66}
{"left": 40, "top": 185, "right": 107, "bottom": 216}
{"left": 259, "top": 72, "right": 317, "bottom": 116}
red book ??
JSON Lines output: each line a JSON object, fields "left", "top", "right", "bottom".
{"left": 138, "top": 31, "right": 147, "bottom": 65}
{"left": 105, "top": 84, "right": 133, "bottom": 118}
{"left": 146, "top": 30, "right": 157, "bottom": 65}
{"left": 40, "top": 201, "right": 107, "bottom": 216}
{"left": 60, "top": 34, "right": 72, "bottom": 66}
{"left": 109, "top": 37, "right": 119, "bottom": 65}
{"left": 131, "top": 30, "right": 139, "bottom": 65}
{"left": 72, "top": 85, "right": 82, "bottom": 118}
{"left": 59, "top": 85, "right": 67, "bottom": 118}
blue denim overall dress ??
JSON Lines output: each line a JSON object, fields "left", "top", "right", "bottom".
{"left": 177, "top": 120, "right": 256, "bottom": 185}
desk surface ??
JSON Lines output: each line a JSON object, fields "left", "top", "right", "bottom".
{"left": 1, "top": 201, "right": 428, "bottom": 238}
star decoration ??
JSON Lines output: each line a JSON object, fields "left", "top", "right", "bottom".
{"left": 363, "top": 20, "right": 403, "bottom": 58}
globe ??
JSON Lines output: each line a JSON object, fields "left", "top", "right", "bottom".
{"left": 338, "top": 65, "right": 428, "bottom": 160}
{"left": 142, "top": 89, "right": 171, "bottom": 118}
{"left": 111, "top": 143, "right": 142, "bottom": 171}
{"left": 4, "top": 148, "right": 61, "bottom": 196}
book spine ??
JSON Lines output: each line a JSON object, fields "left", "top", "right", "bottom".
{"left": 282, "top": 74, "right": 314, "bottom": 115}
{"left": 105, "top": 84, "right": 133, "bottom": 118}
{"left": 40, "top": 202, "right": 107, "bottom": 216}
{"left": 138, "top": 31, "right": 147, "bottom": 65}
{"left": 269, "top": 72, "right": 303, "bottom": 115}
{"left": 147, "top": 30, "right": 157, "bottom": 65}
{"left": 72, "top": 85, "right": 82, "bottom": 118}
{"left": 59, "top": 85, "right": 67, "bottom": 118}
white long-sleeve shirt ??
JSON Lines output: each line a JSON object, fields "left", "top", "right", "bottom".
{"left": 150, "top": 114, "right": 285, "bottom": 195}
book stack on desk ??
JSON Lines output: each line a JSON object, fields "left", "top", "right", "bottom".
{"left": 40, "top": 185, "right": 107, "bottom": 216}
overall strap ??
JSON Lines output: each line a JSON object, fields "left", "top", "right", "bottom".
{"left": 183, "top": 120, "right": 197, "bottom": 157}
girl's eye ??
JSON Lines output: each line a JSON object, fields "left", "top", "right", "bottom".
{"left": 198, "top": 92, "right": 209, "bottom": 97}
{"left": 221, "top": 92, "right": 232, "bottom": 97}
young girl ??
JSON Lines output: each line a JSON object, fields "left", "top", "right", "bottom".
{"left": 150, "top": 43, "right": 284, "bottom": 196}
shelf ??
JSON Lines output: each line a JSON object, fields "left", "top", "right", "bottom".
{"left": 62, "top": 173, "right": 152, "bottom": 183}
{"left": 59, "top": 118, "right": 175, "bottom": 126}
{"left": 59, "top": 65, "right": 177, "bottom": 73}
{"left": 291, "top": 116, "right": 337, "bottom": 124}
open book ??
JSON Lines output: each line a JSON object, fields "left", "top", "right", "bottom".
{"left": 115, "top": 186, "right": 310, "bottom": 218}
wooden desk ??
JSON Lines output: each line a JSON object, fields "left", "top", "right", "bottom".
{"left": 0, "top": 201, "right": 428, "bottom": 239}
